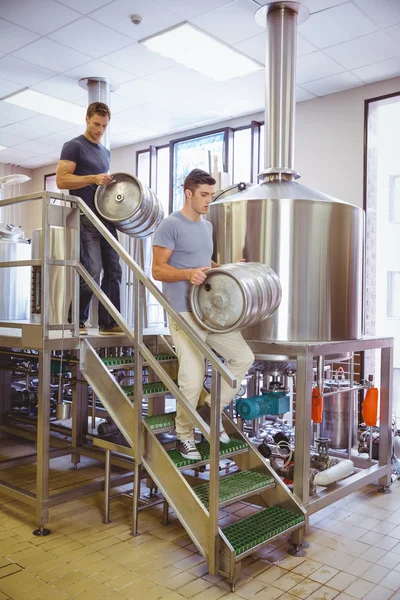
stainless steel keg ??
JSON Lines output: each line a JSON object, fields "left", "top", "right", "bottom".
{"left": 95, "top": 172, "right": 164, "bottom": 239}
{"left": 190, "top": 262, "right": 282, "bottom": 333}
{"left": 0, "top": 223, "right": 31, "bottom": 321}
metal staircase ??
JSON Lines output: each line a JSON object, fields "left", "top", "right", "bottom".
{"left": 75, "top": 199, "right": 306, "bottom": 589}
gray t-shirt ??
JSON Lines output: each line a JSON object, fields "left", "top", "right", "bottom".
{"left": 152, "top": 211, "right": 213, "bottom": 312}
{"left": 60, "top": 134, "right": 110, "bottom": 212}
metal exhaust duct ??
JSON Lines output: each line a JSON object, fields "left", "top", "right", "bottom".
{"left": 257, "top": 2, "right": 308, "bottom": 180}
{"left": 208, "top": 1, "right": 364, "bottom": 343}
{"left": 79, "top": 77, "right": 114, "bottom": 150}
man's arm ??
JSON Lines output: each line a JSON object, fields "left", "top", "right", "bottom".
{"left": 56, "top": 160, "right": 112, "bottom": 190}
{"left": 152, "top": 246, "right": 209, "bottom": 285}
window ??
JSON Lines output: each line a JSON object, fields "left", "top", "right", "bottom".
{"left": 387, "top": 272, "right": 400, "bottom": 319}
{"left": 156, "top": 146, "right": 170, "bottom": 216}
{"left": 389, "top": 175, "right": 400, "bottom": 223}
{"left": 365, "top": 92, "right": 400, "bottom": 426}
{"left": 259, "top": 124, "right": 265, "bottom": 174}
{"left": 45, "top": 173, "right": 59, "bottom": 193}
{"left": 137, "top": 150, "right": 150, "bottom": 186}
{"left": 233, "top": 127, "right": 251, "bottom": 183}
{"left": 172, "top": 131, "right": 225, "bottom": 212}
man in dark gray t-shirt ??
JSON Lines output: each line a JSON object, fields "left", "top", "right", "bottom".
{"left": 56, "top": 102, "right": 122, "bottom": 335}
{"left": 152, "top": 169, "right": 254, "bottom": 460}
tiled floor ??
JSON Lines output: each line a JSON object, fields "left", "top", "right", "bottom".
{"left": 1, "top": 448, "right": 400, "bottom": 600}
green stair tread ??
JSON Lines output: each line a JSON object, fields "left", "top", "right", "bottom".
{"left": 102, "top": 354, "right": 175, "bottom": 367}
{"left": 167, "top": 438, "right": 248, "bottom": 468}
{"left": 194, "top": 470, "right": 274, "bottom": 508}
{"left": 122, "top": 380, "right": 177, "bottom": 397}
{"left": 222, "top": 506, "right": 305, "bottom": 555}
{"left": 145, "top": 413, "right": 176, "bottom": 430}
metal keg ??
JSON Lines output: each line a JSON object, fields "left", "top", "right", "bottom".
{"left": 190, "top": 262, "right": 282, "bottom": 333}
{"left": 0, "top": 223, "right": 31, "bottom": 320}
{"left": 95, "top": 172, "right": 164, "bottom": 239}
{"left": 31, "top": 226, "right": 76, "bottom": 326}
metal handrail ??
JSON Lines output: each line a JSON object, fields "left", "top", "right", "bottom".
{"left": 76, "top": 198, "right": 236, "bottom": 389}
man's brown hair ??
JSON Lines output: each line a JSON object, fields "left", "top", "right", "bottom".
{"left": 86, "top": 102, "right": 111, "bottom": 120}
{"left": 183, "top": 169, "right": 216, "bottom": 193}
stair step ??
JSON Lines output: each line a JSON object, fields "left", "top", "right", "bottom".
{"left": 222, "top": 506, "right": 305, "bottom": 556}
{"left": 167, "top": 438, "right": 248, "bottom": 469}
{"left": 122, "top": 381, "right": 177, "bottom": 397}
{"left": 145, "top": 412, "right": 176, "bottom": 432}
{"left": 102, "top": 354, "right": 176, "bottom": 368}
{"left": 194, "top": 470, "right": 275, "bottom": 509}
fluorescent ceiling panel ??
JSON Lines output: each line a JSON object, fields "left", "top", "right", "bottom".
{"left": 4, "top": 90, "right": 85, "bottom": 125}
{"left": 141, "top": 23, "right": 262, "bottom": 82}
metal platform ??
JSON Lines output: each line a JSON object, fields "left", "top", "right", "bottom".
{"left": 0, "top": 324, "right": 169, "bottom": 350}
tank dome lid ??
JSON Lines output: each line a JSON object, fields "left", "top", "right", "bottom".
{"left": 0, "top": 223, "right": 25, "bottom": 241}
{"left": 211, "top": 179, "right": 361, "bottom": 210}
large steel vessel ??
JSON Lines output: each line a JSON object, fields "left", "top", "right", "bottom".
{"left": 208, "top": 2, "right": 364, "bottom": 343}
{"left": 0, "top": 223, "right": 31, "bottom": 321}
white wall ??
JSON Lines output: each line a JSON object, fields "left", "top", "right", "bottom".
{"left": 29, "top": 76, "right": 400, "bottom": 216}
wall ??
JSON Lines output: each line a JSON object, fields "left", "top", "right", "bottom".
{"left": 29, "top": 76, "right": 400, "bottom": 215}
{"left": 295, "top": 76, "right": 400, "bottom": 207}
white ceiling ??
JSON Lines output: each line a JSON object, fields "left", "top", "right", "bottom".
{"left": 0, "top": 0, "right": 400, "bottom": 169}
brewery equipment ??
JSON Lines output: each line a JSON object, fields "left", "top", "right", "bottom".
{"left": 31, "top": 226, "right": 76, "bottom": 326}
{"left": 208, "top": 2, "right": 364, "bottom": 343}
{"left": 0, "top": 223, "right": 31, "bottom": 321}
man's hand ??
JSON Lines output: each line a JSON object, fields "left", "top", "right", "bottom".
{"left": 188, "top": 266, "right": 209, "bottom": 285}
{"left": 237, "top": 258, "right": 246, "bottom": 262}
{"left": 93, "top": 173, "right": 112, "bottom": 186}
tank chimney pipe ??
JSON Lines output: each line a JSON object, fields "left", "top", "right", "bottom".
{"left": 79, "top": 77, "right": 116, "bottom": 151}
{"left": 256, "top": 2, "right": 309, "bottom": 181}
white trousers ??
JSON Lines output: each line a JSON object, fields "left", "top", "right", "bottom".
{"left": 169, "top": 312, "right": 254, "bottom": 441}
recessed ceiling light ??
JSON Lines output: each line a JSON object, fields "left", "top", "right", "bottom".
{"left": 4, "top": 90, "right": 86, "bottom": 125}
{"left": 141, "top": 23, "right": 262, "bottom": 82}
{"left": 0, "top": 146, "right": 6, "bottom": 151}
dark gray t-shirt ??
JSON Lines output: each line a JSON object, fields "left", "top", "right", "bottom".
{"left": 60, "top": 134, "right": 110, "bottom": 211}
{"left": 152, "top": 211, "right": 213, "bottom": 312}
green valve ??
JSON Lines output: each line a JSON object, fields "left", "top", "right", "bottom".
{"left": 193, "top": 470, "right": 274, "bottom": 508}
{"left": 222, "top": 506, "right": 304, "bottom": 556}
{"left": 167, "top": 438, "right": 248, "bottom": 468}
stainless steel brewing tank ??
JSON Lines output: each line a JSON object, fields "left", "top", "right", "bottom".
{"left": 0, "top": 223, "right": 31, "bottom": 321}
{"left": 208, "top": 180, "right": 364, "bottom": 342}
{"left": 31, "top": 226, "right": 76, "bottom": 326}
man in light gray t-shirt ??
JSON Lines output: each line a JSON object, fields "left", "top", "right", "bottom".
{"left": 152, "top": 169, "right": 254, "bottom": 460}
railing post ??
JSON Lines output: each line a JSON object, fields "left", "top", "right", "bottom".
{"left": 41, "top": 194, "right": 50, "bottom": 341}
{"left": 72, "top": 211, "right": 80, "bottom": 337}
{"left": 209, "top": 367, "right": 221, "bottom": 575}
{"left": 132, "top": 275, "right": 143, "bottom": 536}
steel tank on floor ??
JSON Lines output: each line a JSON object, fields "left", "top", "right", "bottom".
{"left": 31, "top": 226, "right": 76, "bottom": 326}
{"left": 0, "top": 223, "right": 31, "bottom": 321}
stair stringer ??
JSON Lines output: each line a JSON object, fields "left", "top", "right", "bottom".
{"left": 80, "top": 338, "right": 136, "bottom": 448}
{"left": 223, "top": 414, "right": 306, "bottom": 515}
{"left": 142, "top": 424, "right": 213, "bottom": 561}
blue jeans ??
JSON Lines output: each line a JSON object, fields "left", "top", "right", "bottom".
{"left": 76, "top": 215, "right": 122, "bottom": 329}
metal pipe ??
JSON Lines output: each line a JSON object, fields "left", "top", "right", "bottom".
{"left": 79, "top": 78, "right": 111, "bottom": 151}
{"left": 256, "top": 1, "right": 308, "bottom": 180}
{"left": 103, "top": 449, "right": 111, "bottom": 524}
